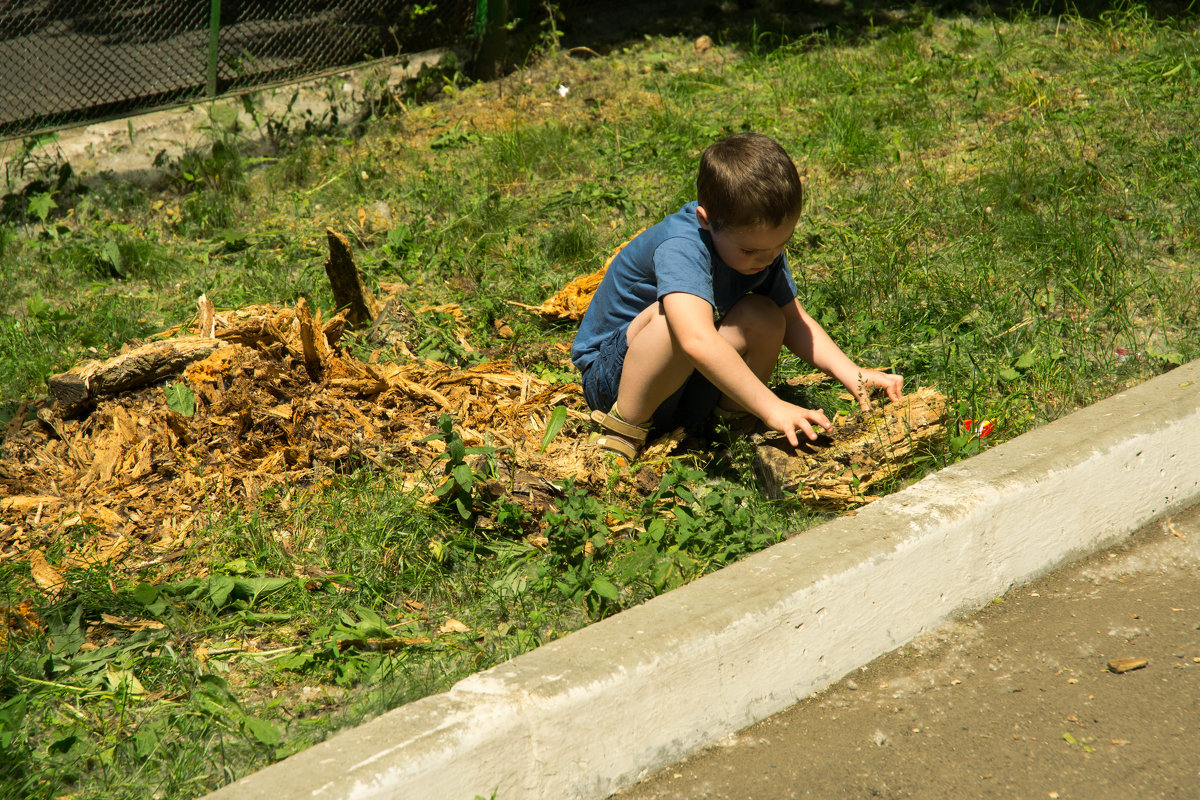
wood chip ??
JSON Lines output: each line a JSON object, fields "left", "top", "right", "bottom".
{"left": 27, "top": 549, "right": 66, "bottom": 599}
{"left": 46, "top": 337, "right": 224, "bottom": 409}
{"left": 1107, "top": 657, "right": 1148, "bottom": 674}
{"left": 507, "top": 229, "right": 643, "bottom": 321}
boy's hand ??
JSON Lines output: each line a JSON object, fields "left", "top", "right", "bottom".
{"left": 764, "top": 401, "right": 833, "bottom": 447}
{"left": 848, "top": 369, "right": 904, "bottom": 412}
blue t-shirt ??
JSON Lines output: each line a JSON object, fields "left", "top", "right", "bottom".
{"left": 571, "top": 201, "right": 798, "bottom": 373}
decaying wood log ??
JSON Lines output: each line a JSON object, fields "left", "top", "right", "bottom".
{"left": 47, "top": 337, "right": 224, "bottom": 410}
{"left": 324, "top": 228, "right": 379, "bottom": 327}
{"left": 753, "top": 387, "right": 948, "bottom": 510}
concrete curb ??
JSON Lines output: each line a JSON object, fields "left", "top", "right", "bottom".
{"left": 207, "top": 360, "right": 1200, "bottom": 800}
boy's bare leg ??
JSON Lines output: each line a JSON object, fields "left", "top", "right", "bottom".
{"left": 712, "top": 294, "right": 784, "bottom": 413}
{"left": 616, "top": 294, "right": 785, "bottom": 424}
{"left": 614, "top": 302, "right": 695, "bottom": 425}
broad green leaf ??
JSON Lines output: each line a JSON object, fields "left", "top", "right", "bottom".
{"left": 452, "top": 463, "right": 474, "bottom": 490}
{"left": 100, "top": 239, "right": 122, "bottom": 273}
{"left": 1149, "top": 346, "right": 1184, "bottom": 365}
{"left": 673, "top": 507, "right": 696, "bottom": 526}
{"left": 104, "top": 663, "right": 147, "bottom": 697}
{"left": 208, "top": 104, "right": 240, "bottom": 129}
{"left": 133, "top": 728, "right": 159, "bottom": 758}
{"left": 540, "top": 405, "right": 568, "bottom": 452}
{"left": 208, "top": 574, "right": 236, "bottom": 607}
{"left": 165, "top": 383, "right": 196, "bottom": 417}
{"left": 1014, "top": 350, "right": 1036, "bottom": 370}
{"left": 230, "top": 577, "right": 293, "bottom": 604}
{"left": 590, "top": 577, "right": 620, "bottom": 602}
{"left": 131, "top": 583, "right": 160, "bottom": 606}
{"left": 244, "top": 716, "right": 282, "bottom": 746}
{"left": 25, "top": 293, "right": 49, "bottom": 318}
{"left": 352, "top": 605, "right": 388, "bottom": 637}
{"left": 278, "top": 651, "right": 315, "bottom": 672}
{"left": 28, "top": 192, "right": 56, "bottom": 223}
{"left": 224, "top": 557, "right": 253, "bottom": 575}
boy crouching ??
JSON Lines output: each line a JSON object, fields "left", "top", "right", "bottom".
{"left": 571, "top": 132, "right": 903, "bottom": 461}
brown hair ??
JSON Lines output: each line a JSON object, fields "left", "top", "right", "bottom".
{"left": 697, "top": 133, "right": 803, "bottom": 230}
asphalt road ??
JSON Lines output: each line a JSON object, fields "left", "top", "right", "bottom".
{"left": 614, "top": 502, "right": 1200, "bottom": 800}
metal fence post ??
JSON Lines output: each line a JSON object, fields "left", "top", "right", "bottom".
{"left": 207, "top": 0, "right": 222, "bottom": 98}
{"left": 473, "top": 0, "right": 507, "bottom": 81}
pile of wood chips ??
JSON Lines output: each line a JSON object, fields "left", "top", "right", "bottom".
{"left": 0, "top": 294, "right": 623, "bottom": 578}
{"left": 0, "top": 229, "right": 948, "bottom": 587}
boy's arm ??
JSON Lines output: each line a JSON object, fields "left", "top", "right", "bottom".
{"left": 781, "top": 298, "right": 903, "bottom": 410}
{"left": 661, "top": 292, "right": 832, "bottom": 445}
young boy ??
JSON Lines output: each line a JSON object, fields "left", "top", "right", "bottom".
{"left": 571, "top": 132, "right": 903, "bottom": 460}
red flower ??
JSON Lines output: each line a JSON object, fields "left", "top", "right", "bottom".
{"left": 964, "top": 419, "right": 995, "bottom": 438}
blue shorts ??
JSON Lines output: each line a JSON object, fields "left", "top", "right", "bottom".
{"left": 580, "top": 325, "right": 722, "bottom": 433}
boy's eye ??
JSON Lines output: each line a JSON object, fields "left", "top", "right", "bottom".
{"left": 741, "top": 249, "right": 757, "bottom": 256}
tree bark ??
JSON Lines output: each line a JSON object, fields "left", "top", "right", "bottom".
{"left": 754, "top": 387, "right": 948, "bottom": 510}
{"left": 47, "top": 337, "right": 223, "bottom": 410}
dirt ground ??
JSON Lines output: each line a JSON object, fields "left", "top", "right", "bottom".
{"left": 614, "top": 502, "right": 1200, "bottom": 800}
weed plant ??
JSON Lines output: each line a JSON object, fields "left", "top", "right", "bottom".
{"left": 2, "top": 4, "right": 1199, "bottom": 798}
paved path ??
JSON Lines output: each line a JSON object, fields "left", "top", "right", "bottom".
{"left": 615, "top": 503, "right": 1200, "bottom": 800}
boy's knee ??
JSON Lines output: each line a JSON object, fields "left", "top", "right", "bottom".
{"left": 729, "top": 294, "right": 785, "bottom": 338}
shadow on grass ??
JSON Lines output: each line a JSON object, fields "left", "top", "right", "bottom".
{"left": 552, "top": 0, "right": 1199, "bottom": 57}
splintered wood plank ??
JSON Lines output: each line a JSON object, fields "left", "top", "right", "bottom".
{"left": 296, "top": 297, "right": 323, "bottom": 382}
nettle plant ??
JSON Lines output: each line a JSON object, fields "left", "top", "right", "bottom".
{"left": 427, "top": 414, "right": 496, "bottom": 520}
{"left": 621, "top": 463, "right": 777, "bottom": 597}
{"left": 535, "top": 479, "right": 623, "bottom": 618}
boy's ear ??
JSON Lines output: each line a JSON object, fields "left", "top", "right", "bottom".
{"left": 695, "top": 205, "right": 713, "bottom": 231}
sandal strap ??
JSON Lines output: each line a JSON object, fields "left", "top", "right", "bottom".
{"left": 589, "top": 409, "right": 649, "bottom": 442}
{"left": 591, "top": 434, "right": 639, "bottom": 460}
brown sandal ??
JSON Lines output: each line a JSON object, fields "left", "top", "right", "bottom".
{"left": 589, "top": 409, "right": 650, "bottom": 462}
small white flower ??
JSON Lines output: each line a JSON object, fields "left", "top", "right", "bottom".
{"left": 556, "top": 83, "right": 570, "bottom": 98}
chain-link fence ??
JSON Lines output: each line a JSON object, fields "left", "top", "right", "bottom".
{"left": 0, "top": 1, "right": 485, "bottom": 140}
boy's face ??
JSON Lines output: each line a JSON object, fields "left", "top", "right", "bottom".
{"left": 696, "top": 206, "right": 799, "bottom": 276}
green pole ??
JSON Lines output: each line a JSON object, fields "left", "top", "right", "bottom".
{"left": 474, "top": 0, "right": 506, "bottom": 80}
{"left": 207, "top": 0, "right": 222, "bottom": 98}
{"left": 474, "top": 0, "right": 487, "bottom": 38}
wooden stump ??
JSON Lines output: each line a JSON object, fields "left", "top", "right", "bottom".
{"left": 324, "top": 228, "right": 379, "bottom": 328}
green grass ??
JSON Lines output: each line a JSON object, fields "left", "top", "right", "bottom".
{"left": 2, "top": 4, "right": 1199, "bottom": 798}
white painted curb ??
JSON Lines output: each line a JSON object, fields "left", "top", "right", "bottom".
{"left": 207, "top": 359, "right": 1200, "bottom": 800}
